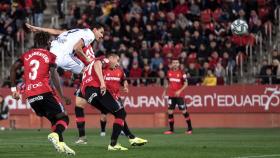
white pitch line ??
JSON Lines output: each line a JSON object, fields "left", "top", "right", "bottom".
{"left": 233, "top": 154, "right": 280, "bottom": 158}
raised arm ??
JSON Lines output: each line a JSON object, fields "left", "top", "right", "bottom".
{"left": 25, "top": 23, "right": 66, "bottom": 35}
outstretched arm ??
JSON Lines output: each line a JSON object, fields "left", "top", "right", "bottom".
{"left": 50, "top": 66, "right": 71, "bottom": 105}
{"left": 25, "top": 23, "right": 66, "bottom": 35}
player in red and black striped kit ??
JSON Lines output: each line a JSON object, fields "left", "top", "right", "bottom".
{"left": 10, "top": 32, "right": 75, "bottom": 155}
{"left": 162, "top": 58, "right": 193, "bottom": 135}
{"left": 81, "top": 53, "right": 148, "bottom": 150}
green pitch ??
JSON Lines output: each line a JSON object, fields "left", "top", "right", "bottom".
{"left": 0, "top": 128, "right": 280, "bottom": 158}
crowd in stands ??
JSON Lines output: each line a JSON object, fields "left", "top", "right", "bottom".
{"left": 259, "top": 50, "right": 280, "bottom": 84}
{"left": 1, "top": 0, "right": 279, "bottom": 87}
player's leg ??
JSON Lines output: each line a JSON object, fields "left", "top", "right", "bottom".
{"left": 123, "top": 120, "right": 148, "bottom": 146}
{"left": 84, "top": 87, "right": 128, "bottom": 150}
{"left": 28, "top": 93, "right": 74, "bottom": 155}
{"left": 108, "top": 108, "right": 128, "bottom": 150}
{"left": 100, "top": 113, "right": 107, "bottom": 136}
{"left": 97, "top": 91, "right": 129, "bottom": 150}
{"left": 28, "top": 95, "right": 64, "bottom": 153}
{"left": 177, "top": 98, "right": 193, "bottom": 134}
{"left": 113, "top": 99, "right": 147, "bottom": 146}
{"left": 114, "top": 99, "right": 135, "bottom": 139}
{"left": 164, "top": 97, "right": 176, "bottom": 134}
{"left": 74, "top": 89, "right": 88, "bottom": 144}
{"left": 45, "top": 94, "right": 75, "bottom": 155}
{"left": 64, "top": 54, "right": 85, "bottom": 74}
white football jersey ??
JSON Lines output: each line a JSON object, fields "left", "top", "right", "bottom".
{"left": 50, "top": 28, "right": 95, "bottom": 58}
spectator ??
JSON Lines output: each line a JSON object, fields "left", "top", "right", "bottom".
{"left": 199, "top": 61, "right": 210, "bottom": 77}
{"left": 157, "top": 63, "right": 166, "bottom": 86}
{"left": 129, "top": 62, "right": 142, "bottom": 86}
{"left": 65, "top": 3, "right": 81, "bottom": 28}
{"left": 142, "top": 64, "right": 157, "bottom": 86}
{"left": 202, "top": 69, "right": 217, "bottom": 86}
{"left": 83, "top": 0, "right": 102, "bottom": 24}
{"left": 130, "top": 1, "right": 142, "bottom": 14}
{"left": 272, "top": 50, "right": 280, "bottom": 61}
{"left": 187, "top": 62, "right": 199, "bottom": 85}
{"left": 215, "top": 62, "right": 226, "bottom": 85}
{"left": 129, "top": 51, "right": 143, "bottom": 69}
{"left": 272, "top": 59, "right": 280, "bottom": 84}
{"left": 57, "top": 0, "right": 64, "bottom": 19}
{"left": 261, "top": 67, "right": 274, "bottom": 85}
{"left": 189, "top": 0, "right": 200, "bottom": 19}
{"left": 173, "top": 0, "right": 188, "bottom": 16}
{"left": 259, "top": 59, "right": 269, "bottom": 78}
{"left": 150, "top": 52, "right": 163, "bottom": 71}
{"left": 0, "top": 95, "right": 9, "bottom": 130}
{"left": 120, "top": 53, "right": 130, "bottom": 74}
{"left": 209, "top": 51, "right": 220, "bottom": 69}
{"left": 32, "top": 0, "right": 46, "bottom": 27}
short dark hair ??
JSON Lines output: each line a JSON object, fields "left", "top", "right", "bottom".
{"left": 34, "top": 32, "right": 50, "bottom": 48}
{"left": 106, "top": 53, "right": 119, "bottom": 58}
{"left": 91, "top": 23, "right": 104, "bottom": 30}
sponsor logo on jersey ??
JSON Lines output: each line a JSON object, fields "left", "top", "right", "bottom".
{"left": 85, "top": 76, "right": 93, "bottom": 83}
{"left": 169, "top": 78, "right": 181, "bottom": 82}
{"left": 105, "top": 76, "right": 121, "bottom": 81}
{"left": 26, "top": 82, "right": 43, "bottom": 90}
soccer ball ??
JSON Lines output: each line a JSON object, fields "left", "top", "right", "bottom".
{"left": 230, "top": 19, "right": 248, "bottom": 35}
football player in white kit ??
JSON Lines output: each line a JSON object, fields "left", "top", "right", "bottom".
{"left": 26, "top": 23, "right": 104, "bottom": 74}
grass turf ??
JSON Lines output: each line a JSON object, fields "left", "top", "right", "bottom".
{"left": 0, "top": 128, "right": 279, "bottom": 158}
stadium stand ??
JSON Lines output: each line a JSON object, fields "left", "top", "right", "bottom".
{"left": 0, "top": 0, "right": 279, "bottom": 87}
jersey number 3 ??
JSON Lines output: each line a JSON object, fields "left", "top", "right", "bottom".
{"left": 29, "top": 60, "right": 40, "bottom": 80}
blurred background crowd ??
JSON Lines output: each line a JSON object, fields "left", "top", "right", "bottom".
{"left": 1, "top": 0, "right": 280, "bottom": 87}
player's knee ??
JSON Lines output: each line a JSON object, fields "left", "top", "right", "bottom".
{"left": 114, "top": 108, "right": 126, "bottom": 120}
{"left": 178, "top": 104, "right": 186, "bottom": 111}
{"left": 183, "top": 112, "right": 190, "bottom": 117}
{"left": 100, "top": 114, "right": 107, "bottom": 121}
{"left": 55, "top": 112, "right": 69, "bottom": 125}
{"left": 75, "top": 96, "right": 87, "bottom": 108}
{"left": 168, "top": 109, "right": 174, "bottom": 114}
{"left": 180, "top": 108, "right": 187, "bottom": 113}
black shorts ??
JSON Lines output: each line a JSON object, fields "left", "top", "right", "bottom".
{"left": 100, "top": 98, "right": 124, "bottom": 115}
{"left": 74, "top": 88, "right": 85, "bottom": 98}
{"left": 27, "top": 92, "right": 65, "bottom": 118}
{"left": 84, "top": 86, "right": 123, "bottom": 114}
{"left": 168, "top": 97, "right": 186, "bottom": 110}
